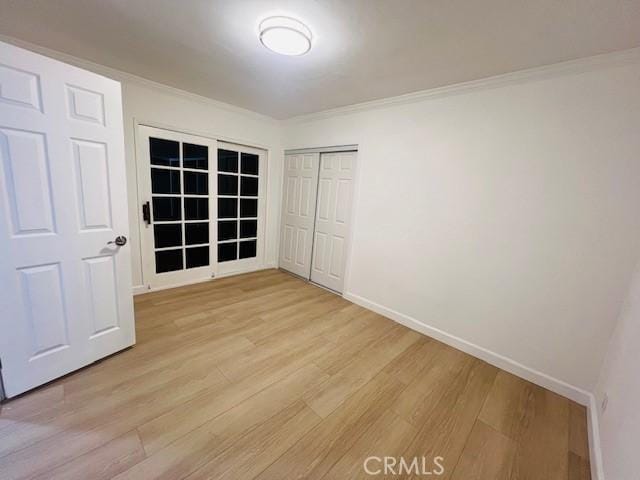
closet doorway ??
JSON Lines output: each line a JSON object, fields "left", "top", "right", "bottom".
{"left": 279, "top": 149, "right": 357, "bottom": 293}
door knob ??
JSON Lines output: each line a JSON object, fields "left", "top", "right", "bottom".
{"left": 108, "top": 235, "right": 127, "bottom": 247}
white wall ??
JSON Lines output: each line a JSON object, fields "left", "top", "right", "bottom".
{"left": 595, "top": 260, "right": 640, "bottom": 480}
{"left": 283, "top": 57, "right": 640, "bottom": 392}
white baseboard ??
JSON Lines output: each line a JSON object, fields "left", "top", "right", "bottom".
{"left": 132, "top": 284, "right": 148, "bottom": 296}
{"left": 344, "top": 291, "right": 605, "bottom": 478}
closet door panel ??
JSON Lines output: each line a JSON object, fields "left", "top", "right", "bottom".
{"left": 279, "top": 153, "right": 319, "bottom": 279}
{"left": 310, "top": 152, "right": 356, "bottom": 292}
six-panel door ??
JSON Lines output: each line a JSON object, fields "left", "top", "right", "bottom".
{"left": 310, "top": 152, "right": 356, "bottom": 292}
{"left": 0, "top": 41, "right": 135, "bottom": 397}
{"left": 279, "top": 153, "right": 320, "bottom": 279}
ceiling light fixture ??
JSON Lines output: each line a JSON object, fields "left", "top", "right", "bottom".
{"left": 259, "top": 16, "right": 312, "bottom": 56}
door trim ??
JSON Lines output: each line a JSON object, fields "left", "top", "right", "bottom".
{"left": 285, "top": 145, "right": 358, "bottom": 155}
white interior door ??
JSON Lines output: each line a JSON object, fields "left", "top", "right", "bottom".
{"left": 0, "top": 41, "right": 135, "bottom": 398}
{"left": 279, "top": 153, "right": 320, "bottom": 279}
{"left": 137, "top": 126, "right": 217, "bottom": 290}
{"left": 310, "top": 151, "right": 357, "bottom": 292}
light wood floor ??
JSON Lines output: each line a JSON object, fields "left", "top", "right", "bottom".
{"left": 0, "top": 269, "right": 591, "bottom": 479}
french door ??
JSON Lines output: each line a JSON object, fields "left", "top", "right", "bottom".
{"left": 216, "top": 142, "right": 266, "bottom": 276}
{"left": 138, "top": 129, "right": 266, "bottom": 289}
{"left": 138, "top": 126, "right": 217, "bottom": 289}
{"left": 0, "top": 41, "right": 135, "bottom": 397}
{"left": 279, "top": 150, "right": 356, "bottom": 293}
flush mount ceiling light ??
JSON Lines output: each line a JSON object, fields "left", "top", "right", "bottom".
{"left": 259, "top": 16, "right": 312, "bottom": 56}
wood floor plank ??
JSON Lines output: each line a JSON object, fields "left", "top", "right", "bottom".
{"left": 184, "top": 400, "right": 321, "bottom": 480}
{"left": 479, "top": 370, "right": 571, "bottom": 480}
{"left": 32, "top": 430, "right": 146, "bottom": 480}
{"left": 0, "top": 269, "right": 590, "bottom": 480}
{"left": 113, "top": 364, "right": 327, "bottom": 480}
{"left": 255, "top": 371, "right": 407, "bottom": 480}
{"left": 321, "top": 409, "right": 418, "bottom": 480}
{"left": 137, "top": 335, "right": 333, "bottom": 455}
{"left": 450, "top": 420, "right": 517, "bottom": 480}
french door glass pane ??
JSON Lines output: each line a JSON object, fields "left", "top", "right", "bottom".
{"left": 240, "top": 176, "right": 258, "bottom": 196}
{"left": 218, "top": 174, "right": 238, "bottom": 195}
{"left": 239, "top": 220, "right": 257, "bottom": 238}
{"left": 218, "top": 220, "right": 237, "bottom": 241}
{"left": 151, "top": 168, "right": 181, "bottom": 194}
{"left": 239, "top": 240, "right": 257, "bottom": 259}
{"left": 184, "top": 198, "right": 208, "bottom": 220}
{"left": 155, "top": 249, "right": 183, "bottom": 273}
{"left": 185, "top": 222, "right": 209, "bottom": 245}
{"left": 241, "top": 153, "right": 259, "bottom": 175}
{"left": 186, "top": 246, "right": 209, "bottom": 269}
{"left": 218, "top": 198, "right": 237, "bottom": 218}
{"left": 150, "top": 138, "right": 180, "bottom": 167}
{"left": 184, "top": 171, "right": 208, "bottom": 195}
{"left": 154, "top": 224, "right": 182, "bottom": 248}
{"left": 183, "top": 143, "right": 208, "bottom": 170}
{"left": 240, "top": 198, "right": 258, "bottom": 218}
{"left": 218, "top": 149, "right": 238, "bottom": 172}
{"left": 153, "top": 197, "right": 181, "bottom": 221}
{"left": 218, "top": 242, "right": 237, "bottom": 262}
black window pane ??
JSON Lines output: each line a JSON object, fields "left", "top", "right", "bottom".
{"left": 155, "top": 249, "right": 183, "bottom": 273}
{"left": 150, "top": 138, "right": 179, "bottom": 167}
{"left": 151, "top": 168, "right": 180, "bottom": 194}
{"left": 183, "top": 143, "right": 208, "bottom": 170}
{"left": 240, "top": 198, "right": 257, "bottom": 218}
{"left": 184, "top": 198, "right": 208, "bottom": 220}
{"left": 218, "top": 149, "right": 238, "bottom": 173}
{"left": 218, "top": 220, "right": 237, "bottom": 241}
{"left": 184, "top": 171, "right": 208, "bottom": 195}
{"left": 240, "top": 176, "right": 258, "bottom": 197}
{"left": 239, "top": 240, "right": 257, "bottom": 259}
{"left": 186, "top": 246, "right": 209, "bottom": 269}
{"left": 185, "top": 222, "right": 209, "bottom": 245}
{"left": 153, "top": 197, "right": 181, "bottom": 221}
{"left": 218, "top": 174, "right": 238, "bottom": 195}
{"left": 241, "top": 153, "right": 259, "bottom": 175}
{"left": 218, "top": 242, "right": 237, "bottom": 262}
{"left": 154, "top": 224, "right": 182, "bottom": 248}
{"left": 239, "top": 220, "right": 257, "bottom": 239}
{"left": 218, "top": 198, "right": 237, "bottom": 218}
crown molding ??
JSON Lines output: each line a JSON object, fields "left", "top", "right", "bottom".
{"left": 285, "top": 47, "right": 640, "bottom": 124}
{"left": 0, "top": 33, "right": 278, "bottom": 124}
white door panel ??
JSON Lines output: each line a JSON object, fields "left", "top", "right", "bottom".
{"left": 279, "top": 153, "right": 319, "bottom": 279}
{"left": 0, "top": 41, "right": 134, "bottom": 398}
{"left": 310, "top": 152, "right": 356, "bottom": 293}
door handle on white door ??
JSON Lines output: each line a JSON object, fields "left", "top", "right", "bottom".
{"left": 108, "top": 236, "right": 127, "bottom": 247}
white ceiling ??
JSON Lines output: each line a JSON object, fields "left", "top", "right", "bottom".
{"left": 1, "top": 0, "right": 639, "bottom": 119}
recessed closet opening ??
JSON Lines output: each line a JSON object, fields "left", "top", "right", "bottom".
{"left": 279, "top": 146, "right": 358, "bottom": 294}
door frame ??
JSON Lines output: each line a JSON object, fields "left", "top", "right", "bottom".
{"left": 280, "top": 145, "right": 360, "bottom": 296}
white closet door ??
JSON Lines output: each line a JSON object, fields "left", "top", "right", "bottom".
{"left": 279, "top": 153, "right": 320, "bottom": 278}
{"left": 310, "top": 152, "right": 356, "bottom": 292}
{"left": 0, "top": 41, "right": 134, "bottom": 398}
